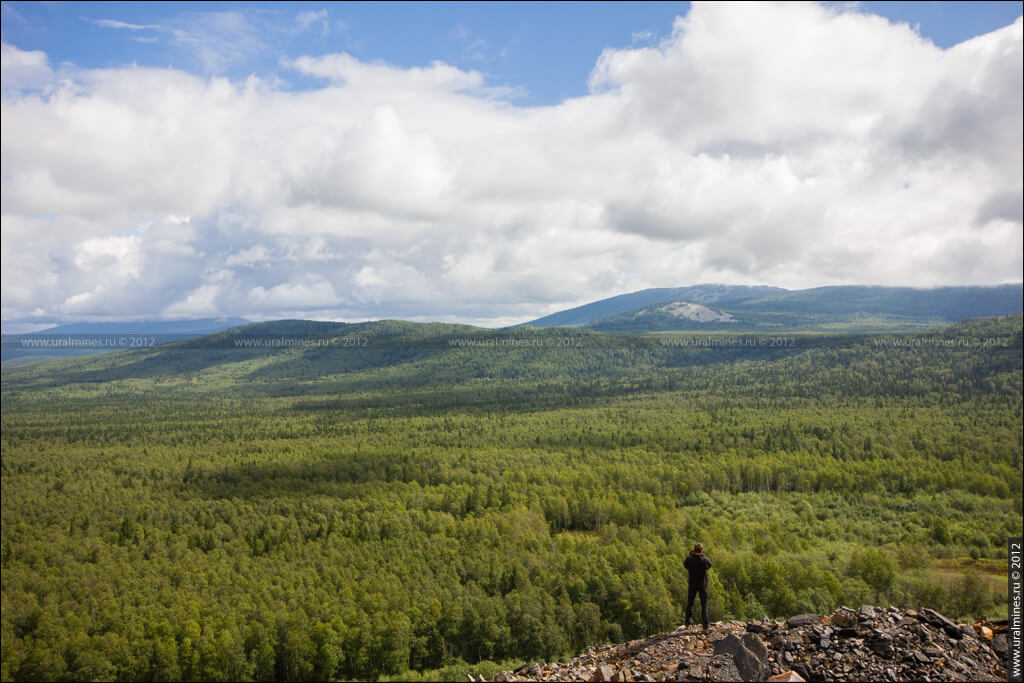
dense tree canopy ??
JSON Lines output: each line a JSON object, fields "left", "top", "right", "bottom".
{"left": 2, "top": 315, "right": 1021, "bottom": 681}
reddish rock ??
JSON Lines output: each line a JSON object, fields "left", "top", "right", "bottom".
{"left": 767, "top": 672, "right": 806, "bottom": 683}
{"left": 829, "top": 608, "right": 858, "bottom": 629}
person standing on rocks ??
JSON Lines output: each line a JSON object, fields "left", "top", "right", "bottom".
{"left": 684, "top": 543, "right": 712, "bottom": 630}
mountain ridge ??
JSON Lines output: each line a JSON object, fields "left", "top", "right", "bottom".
{"left": 521, "top": 285, "right": 787, "bottom": 328}
{"left": 1, "top": 317, "right": 252, "bottom": 365}
{"left": 525, "top": 284, "right": 1023, "bottom": 333}
{"left": 4, "top": 313, "right": 1019, "bottom": 400}
{"left": 29, "top": 317, "right": 251, "bottom": 334}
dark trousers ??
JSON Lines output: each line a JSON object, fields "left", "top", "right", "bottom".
{"left": 686, "top": 584, "right": 708, "bottom": 627}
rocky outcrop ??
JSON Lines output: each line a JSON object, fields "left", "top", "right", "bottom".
{"left": 485, "top": 606, "right": 1008, "bottom": 682}
{"left": 653, "top": 301, "right": 737, "bottom": 323}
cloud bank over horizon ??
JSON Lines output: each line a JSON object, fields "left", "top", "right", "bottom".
{"left": 2, "top": 3, "right": 1022, "bottom": 328}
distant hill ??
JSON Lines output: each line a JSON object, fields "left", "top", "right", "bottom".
{"left": 729, "top": 285, "right": 1024, "bottom": 320}
{"left": 4, "top": 313, "right": 1019, "bottom": 399}
{"left": 33, "top": 317, "right": 251, "bottom": 335}
{"left": 521, "top": 285, "right": 787, "bottom": 327}
{"left": 525, "top": 284, "right": 1023, "bottom": 333}
{"left": 1, "top": 317, "right": 250, "bottom": 365}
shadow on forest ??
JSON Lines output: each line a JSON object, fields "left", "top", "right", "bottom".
{"left": 178, "top": 453, "right": 440, "bottom": 501}
{"left": 4, "top": 327, "right": 823, "bottom": 394}
{"left": 277, "top": 344, "right": 813, "bottom": 402}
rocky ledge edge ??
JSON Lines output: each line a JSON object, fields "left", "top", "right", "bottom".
{"left": 479, "top": 605, "right": 1009, "bottom": 682}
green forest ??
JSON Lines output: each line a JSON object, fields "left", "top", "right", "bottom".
{"left": 1, "top": 315, "right": 1021, "bottom": 681}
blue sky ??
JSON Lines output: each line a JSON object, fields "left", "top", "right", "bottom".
{"left": 1, "top": 2, "right": 1022, "bottom": 329}
{"left": 6, "top": 1, "right": 689, "bottom": 104}
{"left": 3, "top": 1, "right": 1021, "bottom": 104}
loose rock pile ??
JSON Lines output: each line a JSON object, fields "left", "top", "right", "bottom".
{"left": 483, "top": 605, "right": 1007, "bottom": 682}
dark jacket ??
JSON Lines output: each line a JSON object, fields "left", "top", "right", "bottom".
{"left": 684, "top": 552, "right": 712, "bottom": 588}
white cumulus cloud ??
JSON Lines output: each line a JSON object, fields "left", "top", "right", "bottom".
{"left": 1, "top": 3, "right": 1021, "bottom": 327}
